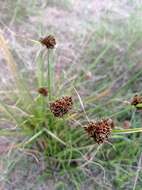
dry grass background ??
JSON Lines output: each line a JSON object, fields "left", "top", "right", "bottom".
{"left": 0, "top": 0, "right": 142, "bottom": 190}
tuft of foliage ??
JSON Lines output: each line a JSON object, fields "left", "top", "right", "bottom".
{"left": 0, "top": 23, "right": 142, "bottom": 189}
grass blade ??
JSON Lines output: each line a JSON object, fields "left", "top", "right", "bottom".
{"left": 43, "top": 128, "right": 66, "bottom": 146}
{"left": 74, "top": 87, "right": 90, "bottom": 122}
{"left": 112, "top": 128, "right": 142, "bottom": 134}
{"left": 23, "top": 129, "right": 44, "bottom": 146}
{"left": 0, "top": 100, "right": 20, "bottom": 125}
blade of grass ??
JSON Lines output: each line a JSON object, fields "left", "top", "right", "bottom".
{"left": 36, "top": 48, "right": 45, "bottom": 87}
{"left": 0, "top": 100, "right": 20, "bottom": 125}
{"left": 43, "top": 128, "right": 66, "bottom": 146}
{"left": 136, "top": 103, "right": 142, "bottom": 108}
{"left": 74, "top": 87, "right": 90, "bottom": 122}
{"left": 23, "top": 129, "right": 45, "bottom": 147}
{"left": 0, "top": 130, "right": 24, "bottom": 136}
{"left": 112, "top": 128, "right": 142, "bottom": 134}
{"left": 0, "top": 33, "right": 34, "bottom": 109}
{"left": 89, "top": 42, "right": 113, "bottom": 70}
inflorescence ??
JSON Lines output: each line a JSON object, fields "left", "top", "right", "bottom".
{"left": 84, "top": 118, "right": 114, "bottom": 144}
{"left": 40, "top": 35, "right": 56, "bottom": 49}
{"left": 50, "top": 96, "right": 73, "bottom": 117}
{"left": 131, "top": 95, "right": 142, "bottom": 108}
{"left": 38, "top": 87, "right": 48, "bottom": 96}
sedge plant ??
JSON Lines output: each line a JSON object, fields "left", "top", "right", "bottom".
{"left": 0, "top": 32, "right": 142, "bottom": 188}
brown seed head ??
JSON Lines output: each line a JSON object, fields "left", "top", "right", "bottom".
{"left": 50, "top": 96, "right": 73, "bottom": 117}
{"left": 40, "top": 35, "right": 56, "bottom": 49}
{"left": 85, "top": 118, "right": 114, "bottom": 144}
{"left": 131, "top": 95, "right": 142, "bottom": 106}
{"left": 38, "top": 87, "right": 48, "bottom": 96}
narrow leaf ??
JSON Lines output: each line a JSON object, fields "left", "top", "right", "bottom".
{"left": 112, "top": 128, "right": 142, "bottom": 134}
{"left": 44, "top": 128, "right": 66, "bottom": 146}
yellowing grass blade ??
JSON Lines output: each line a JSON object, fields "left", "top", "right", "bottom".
{"left": 112, "top": 128, "right": 142, "bottom": 134}
{"left": 0, "top": 32, "right": 18, "bottom": 78}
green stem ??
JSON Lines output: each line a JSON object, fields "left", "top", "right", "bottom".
{"left": 48, "top": 49, "right": 51, "bottom": 100}
{"left": 41, "top": 51, "right": 45, "bottom": 86}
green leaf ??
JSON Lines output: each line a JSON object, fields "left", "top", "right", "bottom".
{"left": 112, "top": 128, "right": 142, "bottom": 134}
{"left": 43, "top": 128, "right": 66, "bottom": 146}
{"left": 23, "top": 129, "right": 44, "bottom": 147}
{"left": 136, "top": 103, "right": 142, "bottom": 108}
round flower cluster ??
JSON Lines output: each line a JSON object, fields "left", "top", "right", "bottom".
{"left": 50, "top": 96, "right": 73, "bottom": 117}
{"left": 84, "top": 118, "right": 114, "bottom": 144}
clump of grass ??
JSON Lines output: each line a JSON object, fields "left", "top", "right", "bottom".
{"left": 0, "top": 32, "right": 142, "bottom": 188}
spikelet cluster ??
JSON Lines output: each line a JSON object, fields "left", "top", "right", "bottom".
{"left": 85, "top": 118, "right": 114, "bottom": 144}
{"left": 38, "top": 87, "right": 48, "bottom": 96}
{"left": 131, "top": 95, "right": 142, "bottom": 106}
{"left": 50, "top": 96, "right": 73, "bottom": 117}
{"left": 40, "top": 35, "right": 56, "bottom": 49}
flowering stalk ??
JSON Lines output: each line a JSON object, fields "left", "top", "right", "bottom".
{"left": 39, "top": 35, "right": 56, "bottom": 101}
{"left": 47, "top": 49, "right": 51, "bottom": 100}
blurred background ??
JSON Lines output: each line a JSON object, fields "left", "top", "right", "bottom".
{"left": 0, "top": 0, "right": 142, "bottom": 190}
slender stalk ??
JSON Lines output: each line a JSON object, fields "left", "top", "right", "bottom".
{"left": 36, "top": 50, "right": 47, "bottom": 115}
{"left": 41, "top": 50, "right": 45, "bottom": 86}
{"left": 40, "top": 51, "right": 46, "bottom": 113}
{"left": 47, "top": 49, "right": 51, "bottom": 100}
